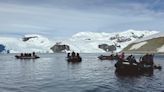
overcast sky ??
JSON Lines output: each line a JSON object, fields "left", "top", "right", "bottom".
{"left": 0, "top": 0, "right": 164, "bottom": 37}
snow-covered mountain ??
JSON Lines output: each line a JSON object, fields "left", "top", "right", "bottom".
{"left": 0, "top": 29, "right": 158, "bottom": 53}
{"left": 123, "top": 32, "right": 164, "bottom": 53}
{"left": 0, "top": 34, "right": 54, "bottom": 53}
{"left": 64, "top": 29, "right": 158, "bottom": 53}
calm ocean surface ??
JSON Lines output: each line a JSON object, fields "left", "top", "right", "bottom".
{"left": 0, "top": 53, "right": 163, "bottom": 92}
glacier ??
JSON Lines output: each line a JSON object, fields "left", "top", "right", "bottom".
{"left": 0, "top": 29, "right": 159, "bottom": 53}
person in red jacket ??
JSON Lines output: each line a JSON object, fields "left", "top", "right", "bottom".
{"left": 119, "top": 52, "right": 125, "bottom": 60}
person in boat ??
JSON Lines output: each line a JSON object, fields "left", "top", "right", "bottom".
{"left": 76, "top": 53, "right": 81, "bottom": 59}
{"left": 148, "top": 54, "right": 154, "bottom": 66}
{"left": 32, "top": 52, "right": 36, "bottom": 57}
{"left": 71, "top": 51, "right": 76, "bottom": 57}
{"left": 115, "top": 53, "right": 119, "bottom": 60}
{"left": 29, "top": 53, "right": 31, "bottom": 57}
{"left": 20, "top": 53, "right": 23, "bottom": 57}
{"left": 110, "top": 53, "right": 114, "bottom": 59}
{"left": 67, "top": 52, "right": 81, "bottom": 61}
{"left": 139, "top": 56, "right": 142, "bottom": 63}
{"left": 150, "top": 54, "right": 154, "bottom": 64}
{"left": 24, "top": 53, "right": 26, "bottom": 57}
{"left": 115, "top": 53, "right": 125, "bottom": 68}
{"left": 126, "top": 54, "right": 133, "bottom": 63}
{"left": 139, "top": 54, "right": 147, "bottom": 67}
{"left": 119, "top": 52, "right": 125, "bottom": 61}
{"left": 140, "top": 53, "right": 154, "bottom": 66}
{"left": 126, "top": 55, "right": 138, "bottom": 65}
{"left": 76, "top": 53, "right": 80, "bottom": 58}
{"left": 126, "top": 55, "right": 132, "bottom": 61}
{"left": 67, "top": 53, "right": 70, "bottom": 58}
{"left": 141, "top": 53, "right": 148, "bottom": 64}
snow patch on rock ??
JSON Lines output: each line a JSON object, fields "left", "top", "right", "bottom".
{"left": 130, "top": 42, "right": 147, "bottom": 50}
{"left": 157, "top": 45, "right": 164, "bottom": 52}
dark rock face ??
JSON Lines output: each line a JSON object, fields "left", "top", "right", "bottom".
{"left": 117, "top": 37, "right": 131, "bottom": 43}
{"left": 22, "top": 36, "right": 37, "bottom": 42}
{"left": 98, "top": 44, "right": 116, "bottom": 52}
{"left": 0, "top": 44, "right": 5, "bottom": 53}
{"left": 110, "top": 32, "right": 144, "bottom": 43}
{"left": 51, "top": 44, "right": 70, "bottom": 53}
{"left": 131, "top": 32, "right": 144, "bottom": 39}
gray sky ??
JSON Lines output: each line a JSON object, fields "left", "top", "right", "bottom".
{"left": 0, "top": 0, "right": 164, "bottom": 37}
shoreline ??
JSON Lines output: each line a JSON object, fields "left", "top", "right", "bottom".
{"left": 122, "top": 51, "right": 164, "bottom": 55}
{"left": 1, "top": 52, "right": 164, "bottom": 55}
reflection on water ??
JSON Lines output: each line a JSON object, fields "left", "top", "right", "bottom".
{"left": 0, "top": 53, "right": 163, "bottom": 92}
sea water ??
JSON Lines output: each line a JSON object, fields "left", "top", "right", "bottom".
{"left": 0, "top": 53, "right": 163, "bottom": 92}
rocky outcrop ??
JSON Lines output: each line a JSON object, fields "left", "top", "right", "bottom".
{"left": 0, "top": 44, "right": 9, "bottom": 53}
{"left": 0, "top": 44, "right": 5, "bottom": 53}
{"left": 109, "top": 32, "right": 145, "bottom": 43}
{"left": 22, "top": 36, "right": 38, "bottom": 41}
{"left": 98, "top": 44, "right": 116, "bottom": 52}
{"left": 117, "top": 37, "right": 132, "bottom": 43}
{"left": 50, "top": 43, "right": 70, "bottom": 53}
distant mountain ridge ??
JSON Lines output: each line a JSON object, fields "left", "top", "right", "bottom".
{"left": 0, "top": 29, "right": 159, "bottom": 53}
